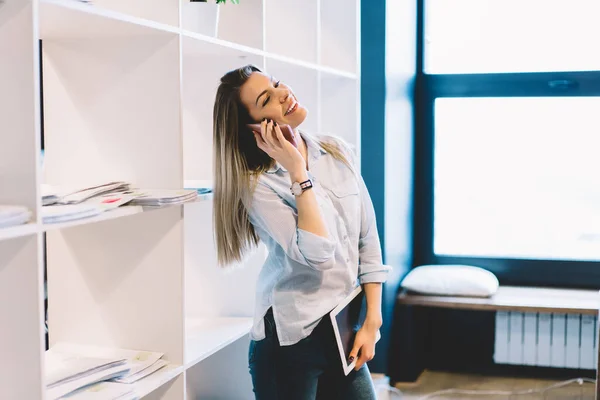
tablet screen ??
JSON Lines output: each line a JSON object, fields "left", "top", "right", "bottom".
{"left": 333, "top": 290, "right": 367, "bottom": 362}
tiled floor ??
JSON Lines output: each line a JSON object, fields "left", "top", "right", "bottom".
{"left": 383, "top": 370, "right": 595, "bottom": 400}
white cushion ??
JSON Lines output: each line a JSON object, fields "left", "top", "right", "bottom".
{"left": 401, "top": 264, "right": 499, "bottom": 297}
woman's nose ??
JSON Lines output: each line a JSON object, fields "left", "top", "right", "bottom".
{"left": 279, "top": 90, "right": 290, "bottom": 103}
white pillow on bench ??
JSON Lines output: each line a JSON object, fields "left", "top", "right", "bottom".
{"left": 401, "top": 264, "right": 499, "bottom": 297}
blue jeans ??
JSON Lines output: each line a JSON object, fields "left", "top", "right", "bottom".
{"left": 248, "top": 308, "right": 377, "bottom": 400}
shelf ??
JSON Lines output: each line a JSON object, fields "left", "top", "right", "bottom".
{"left": 44, "top": 364, "right": 183, "bottom": 400}
{"left": 398, "top": 286, "right": 600, "bottom": 315}
{"left": 39, "top": 0, "right": 358, "bottom": 78}
{"left": 39, "top": 0, "right": 357, "bottom": 76}
{"left": 42, "top": 198, "right": 211, "bottom": 232}
{"left": 184, "top": 333, "right": 253, "bottom": 399}
{"left": 131, "top": 364, "right": 183, "bottom": 399}
{"left": 185, "top": 317, "right": 253, "bottom": 368}
{"left": 42, "top": 206, "right": 143, "bottom": 231}
{"left": 181, "top": 30, "right": 357, "bottom": 79}
{"left": 182, "top": 0, "right": 264, "bottom": 49}
{"left": 40, "top": 0, "right": 180, "bottom": 40}
{"left": 0, "top": 223, "right": 38, "bottom": 241}
{"left": 265, "top": 51, "right": 358, "bottom": 80}
{"left": 182, "top": 29, "right": 263, "bottom": 57}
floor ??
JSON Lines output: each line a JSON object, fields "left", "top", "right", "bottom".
{"left": 381, "top": 370, "right": 596, "bottom": 400}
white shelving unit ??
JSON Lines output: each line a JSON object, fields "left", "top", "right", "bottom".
{"left": 0, "top": 0, "right": 360, "bottom": 398}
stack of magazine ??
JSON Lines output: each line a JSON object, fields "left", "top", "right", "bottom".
{"left": 0, "top": 205, "right": 32, "bottom": 228}
{"left": 129, "top": 189, "right": 198, "bottom": 207}
{"left": 41, "top": 182, "right": 134, "bottom": 224}
{"left": 57, "top": 182, "right": 131, "bottom": 205}
{"left": 42, "top": 185, "right": 61, "bottom": 206}
{"left": 46, "top": 342, "right": 168, "bottom": 399}
{"left": 41, "top": 182, "right": 199, "bottom": 224}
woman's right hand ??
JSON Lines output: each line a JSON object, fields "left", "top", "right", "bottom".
{"left": 251, "top": 119, "right": 306, "bottom": 175}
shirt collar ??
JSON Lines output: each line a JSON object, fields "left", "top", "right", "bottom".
{"left": 265, "top": 131, "right": 327, "bottom": 174}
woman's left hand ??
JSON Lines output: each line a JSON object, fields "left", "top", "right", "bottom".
{"left": 348, "top": 317, "right": 382, "bottom": 371}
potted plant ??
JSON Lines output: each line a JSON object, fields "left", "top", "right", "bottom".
{"left": 184, "top": 0, "right": 239, "bottom": 36}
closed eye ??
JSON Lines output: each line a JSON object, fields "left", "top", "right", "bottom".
{"left": 262, "top": 80, "right": 282, "bottom": 107}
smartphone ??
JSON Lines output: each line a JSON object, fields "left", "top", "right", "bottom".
{"left": 248, "top": 122, "right": 297, "bottom": 148}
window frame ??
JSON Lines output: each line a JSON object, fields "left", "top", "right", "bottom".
{"left": 412, "top": 0, "right": 600, "bottom": 289}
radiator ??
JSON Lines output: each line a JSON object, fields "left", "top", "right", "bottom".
{"left": 494, "top": 311, "right": 597, "bottom": 369}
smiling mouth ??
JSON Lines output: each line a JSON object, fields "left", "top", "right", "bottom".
{"left": 285, "top": 98, "right": 298, "bottom": 116}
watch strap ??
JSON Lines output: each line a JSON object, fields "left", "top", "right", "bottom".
{"left": 299, "top": 179, "right": 312, "bottom": 190}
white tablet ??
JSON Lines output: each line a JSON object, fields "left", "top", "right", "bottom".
{"left": 329, "top": 285, "right": 381, "bottom": 376}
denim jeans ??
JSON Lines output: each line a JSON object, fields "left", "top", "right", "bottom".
{"left": 248, "top": 308, "right": 377, "bottom": 400}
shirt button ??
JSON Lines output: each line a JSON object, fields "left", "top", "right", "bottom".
{"left": 346, "top": 258, "right": 350, "bottom": 263}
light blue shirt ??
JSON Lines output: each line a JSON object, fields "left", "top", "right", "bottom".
{"left": 248, "top": 133, "right": 391, "bottom": 346}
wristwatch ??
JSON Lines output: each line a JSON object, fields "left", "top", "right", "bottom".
{"left": 290, "top": 179, "right": 313, "bottom": 196}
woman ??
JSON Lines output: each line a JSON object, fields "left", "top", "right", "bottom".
{"left": 212, "top": 64, "right": 390, "bottom": 400}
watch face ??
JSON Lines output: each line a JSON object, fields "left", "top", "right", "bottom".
{"left": 291, "top": 182, "right": 302, "bottom": 195}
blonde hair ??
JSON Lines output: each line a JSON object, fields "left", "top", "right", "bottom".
{"left": 213, "top": 65, "right": 350, "bottom": 267}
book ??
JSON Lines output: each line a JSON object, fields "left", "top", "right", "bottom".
{"left": 61, "top": 382, "right": 134, "bottom": 400}
{"left": 0, "top": 205, "right": 31, "bottom": 228}
{"left": 128, "top": 189, "right": 197, "bottom": 207}
{"left": 41, "top": 204, "right": 103, "bottom": 224}
{"left": 42, "top": 190, "right": 140, "bottom": 224}
{"left": 41, "top": 184, "right": 61, "bottom": 206}
{"left": 85, "top": 191, "right": 139, "bottom": 211}
{"left": 51, "top": 342, "right": 167, "bottom": 385}
{"left": 45, "top": 345, "right": 130, "bottom": 400}
{"left": 328, "top": 285, "right": 381, "bottom": 376}
{"left": 112, "top": 359, "right": 168, "bottom": 384}
{"left": 47, "top": 365, "right": 130, "bottom": 400}
{"left": 58, "top": 182, "right": 130, "bottom": 205}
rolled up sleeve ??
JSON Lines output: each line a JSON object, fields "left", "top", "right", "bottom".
{"left": 249, "top": 182, "right": 336, "bottom": 271}
{"left": 341, "top": 143, "right": 391, "bottom": 284}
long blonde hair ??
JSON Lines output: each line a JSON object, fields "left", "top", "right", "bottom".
{"left": 213, "top": 65, "right": 350, "bottom": 267}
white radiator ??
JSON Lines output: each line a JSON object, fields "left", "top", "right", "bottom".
{"left": 494, "top": 311, "right": 597, "bottom": 369}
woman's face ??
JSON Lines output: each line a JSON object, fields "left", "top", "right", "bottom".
{"left": 239, "top": 72, "right": 307, "bottom": 129}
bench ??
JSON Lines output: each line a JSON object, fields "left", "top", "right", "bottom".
{"left": 394, "top": 286, "right": 600, "bottom": 398}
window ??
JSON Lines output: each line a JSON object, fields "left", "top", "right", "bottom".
{"left": 434, "top": 97, "right": 600, "bottom": 261}
{"left": 413, "top": 0, "right": 600, "bottom": 286}
{"left": 425, "top": 0, "right": 600, "bottom": 74}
